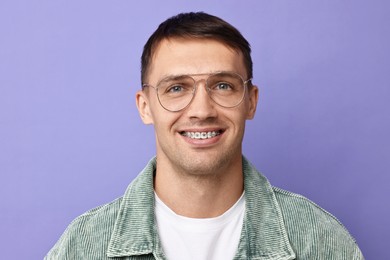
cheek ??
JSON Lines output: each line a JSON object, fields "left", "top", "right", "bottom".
{"left": 241, "top": 98, "right": 255, "bottom": 119}
{"left": 148, "top": 100, "right": 168, "bottom": 123}
{"left": 233, "top": 110, "right": 250, "bottom": 132}
{"left": 151, "top": 110, "right": 181, "bottom": 132}
{"left": 222, "top": 110, "right": 247, "bottom": 130}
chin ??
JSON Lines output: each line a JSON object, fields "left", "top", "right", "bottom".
{"left": 180, "top": 154, "right": 231, "bottom": 176}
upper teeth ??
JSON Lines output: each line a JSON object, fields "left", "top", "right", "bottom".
{"left": 182, "top": 131, "right": 220, "bottom": 139}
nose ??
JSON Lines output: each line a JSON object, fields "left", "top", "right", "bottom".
{"left": 185, "top": 80, "right": 217, "bottom": 119}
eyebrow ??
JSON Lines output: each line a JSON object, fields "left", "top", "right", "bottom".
{"left": 160, "top": 74, "right": 192, "bottom": 82}
{"left": 159, "top": 71, "right": 239, "bottom": 81}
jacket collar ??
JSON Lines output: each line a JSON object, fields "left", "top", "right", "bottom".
{"left": 237, "top": 158, "right": 296, "bottom": 259}
{"left": 106, "top": 158, "right": 164, "bottom": 258}
{"left": 107, "top": 157, "right": 295, "bottom": 259}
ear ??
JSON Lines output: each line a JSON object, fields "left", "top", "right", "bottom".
{"left": 136, "top": 90, "right": 154, "bottom": 124}
{"left": 246, "top": 85, "right": 259, "bottom": 120}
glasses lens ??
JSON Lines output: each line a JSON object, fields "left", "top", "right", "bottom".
{"left": 157, "top": 75, "right": 195, "bottom": 111}
{"left": 207, "top": 72, "right": 245, "bottom": 107}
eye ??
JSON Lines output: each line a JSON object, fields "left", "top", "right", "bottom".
{"left": 167, "top": 84, "right": 184, "bottom": 93}
{"left": 215, "top": 82, "right": 233, "bottom": 91}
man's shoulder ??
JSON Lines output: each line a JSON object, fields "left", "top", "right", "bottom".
{"left": 45, "top": 160, "right": 157, "bottom": 259}
{"left": 271, "top": 186, "right": 363, "bottom": 259}
{"left": 45, "top": 197, "right": 123, "bottom": 259}
{"left": 68, "top": 196, "right": 123, "bottom": 230}
{"left": 272, "top": 187, "right": 348, "bottom": 230}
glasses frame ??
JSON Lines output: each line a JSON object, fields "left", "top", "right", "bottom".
{"left": 142, "top": 71, "right": 252, "bottom": 112}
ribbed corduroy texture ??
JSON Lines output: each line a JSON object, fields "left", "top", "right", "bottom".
{"left": 45, "top": 157, "right": 364, "bottom": 260}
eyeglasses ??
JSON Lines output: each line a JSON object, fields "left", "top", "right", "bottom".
{"left": 142, "top": 71, "right": 251, "bottom": 112}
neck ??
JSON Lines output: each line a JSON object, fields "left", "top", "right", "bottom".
{"left": 154, "top": 155, "right": 244, "bottom": 218}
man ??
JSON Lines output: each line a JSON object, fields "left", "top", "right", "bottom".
{"left": 46, "top": 12, "right": 363, "bottom": 259}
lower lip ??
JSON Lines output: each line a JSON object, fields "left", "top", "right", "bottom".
{"left": 180, "top": 132, "right": 223, "bottom": 147}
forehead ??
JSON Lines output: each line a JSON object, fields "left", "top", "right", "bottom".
{"left": 147, "top": 38, "right": 247, "bottom": 83}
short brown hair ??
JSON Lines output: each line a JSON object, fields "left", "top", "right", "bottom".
{"left": 141, "top": 12, "right": 253, "bottom": 83}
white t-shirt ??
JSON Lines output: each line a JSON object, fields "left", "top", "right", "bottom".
{"left": 154, "top": 192, "right": 245, "bottom": 260}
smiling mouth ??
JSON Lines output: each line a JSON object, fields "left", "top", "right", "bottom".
{"left": 180, "top": 130, "right": 223, "bottom": 140}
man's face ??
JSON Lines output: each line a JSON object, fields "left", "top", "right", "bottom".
{"left": 137, "top": 38, "right": 258, "bottom": 176}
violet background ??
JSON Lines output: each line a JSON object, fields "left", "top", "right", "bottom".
{"left": 1, "top": 0, "right": 389, "bottom": 259}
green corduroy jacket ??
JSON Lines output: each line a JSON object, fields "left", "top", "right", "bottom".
{"left": 45, "top": 157, "right": 364, "bottom": 260}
